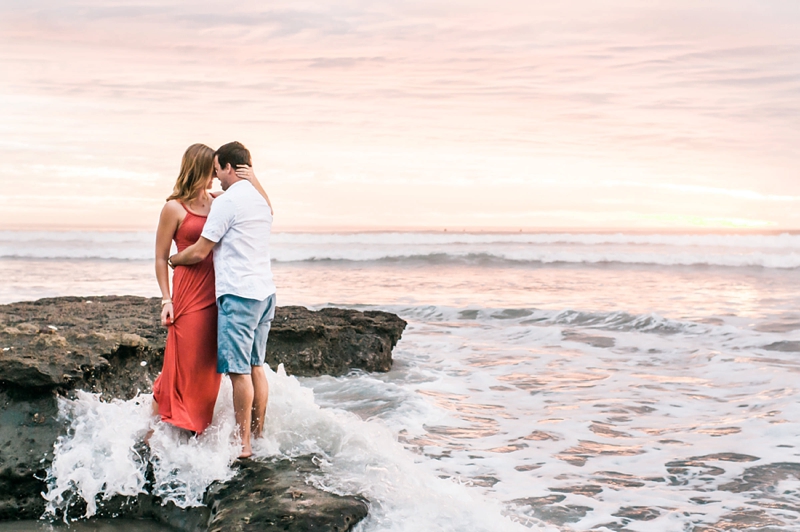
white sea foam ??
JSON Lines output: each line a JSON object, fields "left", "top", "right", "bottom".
{"left": 43, "top": 365, "right": 533, "bottom": 530}
{"left": 256, "top": 365, "right": 536, "bottom": 531}
{"left": 147, "top": 378, "right": 240, "bottom": 508}
{"left": 304, "top": 304, "right": 800, "bottom": 530}
{"left": 43, "top": 391, "right": 153, "bottom": 519}
{"left": 44, "top": 380, "right": 240, "bottom": 518}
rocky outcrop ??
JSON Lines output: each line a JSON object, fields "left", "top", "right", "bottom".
{"left": 0, "top": 296, "right": 406, "bottom": 530}
{"left": 43, "top": 457, "right": 369, "bottom": 532}
{"left": 0, "top": 296, "right": 407, "bottom": 394}
{"left": 268, "top": 306, "right": 405, "bottom": 377}
{"left": 204, "top": 457, "right": 368, "bottom": 532}
{"left": 0, "top": 388, "right": 61, "bottom": 519}
{"left": 0, "top": 296, "right": 163, "bottom": 396}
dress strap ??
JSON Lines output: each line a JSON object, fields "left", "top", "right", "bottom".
{"left": 177, "top": 201, "right": 192, "bottom": 214}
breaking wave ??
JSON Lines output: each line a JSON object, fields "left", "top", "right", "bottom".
{"left": 2, "top": 230, "right": 800, "bottom": 269}
{"left": 42, "top": 367, "right": 527, "bottom": 531}
{"left": 388, "top": 304, "right": 713, "bottom": 335}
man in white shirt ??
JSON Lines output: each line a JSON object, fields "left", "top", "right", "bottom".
{"left": 169, "top": 141, "right": 275, "bottom": 459}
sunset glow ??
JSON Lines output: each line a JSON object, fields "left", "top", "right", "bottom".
{"left": 1, "top": 1, "right": 799, "bottom": 230}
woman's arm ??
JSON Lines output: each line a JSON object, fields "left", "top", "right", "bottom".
{"left": 236, "top": 165, "right": 274, "bottom": 215}
{"left": 155, "top": 201, "right": 182, "bottom": 326}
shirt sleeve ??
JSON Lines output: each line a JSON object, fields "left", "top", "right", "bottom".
{"left": 201, "top": 196, "right": 235, "bottom": 243}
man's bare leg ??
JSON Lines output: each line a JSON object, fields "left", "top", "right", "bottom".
{"left": 250, "top": 365, "right": 269, "bottom": 438}
{"left": 229, "top": 373, "right": 255, "bottom": 458}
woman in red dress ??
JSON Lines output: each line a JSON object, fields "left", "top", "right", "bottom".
{"left": 151, "top": 144, "right": 274, "bottom": 435}
{"left": 152, "top": 144, "right": 220, "bottom": 434}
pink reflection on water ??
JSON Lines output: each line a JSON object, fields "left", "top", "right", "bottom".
{"left": 2, "top": 259, "right": 799, "bottom": 325}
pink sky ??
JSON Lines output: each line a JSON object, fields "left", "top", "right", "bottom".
{"left": 1, "top": 0, "right": 799, "bottom": 231}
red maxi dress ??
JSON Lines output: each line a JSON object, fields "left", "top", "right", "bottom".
{"left": 152, "top": 204, "right": 221, "bottom": 434}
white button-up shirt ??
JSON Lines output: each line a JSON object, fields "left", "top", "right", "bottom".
{"left": 201, "top": 180, "right": 276, "bottom": 301}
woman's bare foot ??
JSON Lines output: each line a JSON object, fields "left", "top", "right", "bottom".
{"left": 144, "top": 397, "right": 159, "bottom": 446}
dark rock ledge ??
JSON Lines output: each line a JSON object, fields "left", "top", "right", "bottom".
{"left": 0, "top": 296, "right": 406, "bottom": 531}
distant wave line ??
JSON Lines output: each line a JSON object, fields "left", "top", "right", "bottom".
{"left": 3, "top": 231, "right": 800, "bottom": 248}
{"left": 3, "top": 250, "right": 800, "bottom": 269}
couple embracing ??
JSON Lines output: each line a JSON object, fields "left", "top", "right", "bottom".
{"left": 152, "top": 141, "right": 274, "bottom": 459}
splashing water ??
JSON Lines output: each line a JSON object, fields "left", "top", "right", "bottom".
{"left": 43, "top": 391, "right": 152, "bottom": 518}
{"left": 147, "top": 379, "right": 240, "bottom": 508}
{"left": 255, "top": 366, "right": 535, "bottom": 532}
{"left": 43, "top": 366, "right": 531, "bottom": 531}
{"left": 43, "top": 379, "right": 240, "bottom": 518}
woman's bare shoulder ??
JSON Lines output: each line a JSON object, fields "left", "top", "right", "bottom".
{"left": 162, "top": 199, "right": 184, "bottom": 211}
{"left": 159, "top": 199, "right": 185, "bottom": 221}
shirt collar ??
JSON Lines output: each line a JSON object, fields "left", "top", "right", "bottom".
{"left": 227, "top": 179, "right": 251, "bottom": 191}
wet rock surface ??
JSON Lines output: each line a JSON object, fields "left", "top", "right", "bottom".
{"left": 204, "top": 457, "right": 368, "bottom": 532}
{"left": 0, "top": 296, "right": 405, "bottom": 530}
{"left": 266, "top": 305, "right": 406, "bottom": 377}
{"left": 0, "top": 296, "right": 406, "bottom": 393}
{"left": 47, "top": 457, "right": 368, "bottom": 532}
{"left": 0, "top": 390, "right": 63, "bottom": 520}
{"left": 0, "top": 296, "right": 160, "bottom": 395}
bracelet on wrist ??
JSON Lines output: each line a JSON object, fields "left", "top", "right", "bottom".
{"left": 168, "top": 257, "right": 175, "bottom": 269}
{"left": 161, "top": 299, "right": 172, "bottom": 307}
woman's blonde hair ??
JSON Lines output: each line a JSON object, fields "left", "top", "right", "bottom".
{"left": 167, "top": 143, "right": 215, "bottom": 203}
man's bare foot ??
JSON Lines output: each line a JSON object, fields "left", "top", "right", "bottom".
{"left": 237, "top": 442, "right": 253, "bottom": 460}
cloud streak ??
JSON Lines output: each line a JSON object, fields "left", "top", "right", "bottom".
{"left": 0, "top": 0, "right": 799, "bottom": 229}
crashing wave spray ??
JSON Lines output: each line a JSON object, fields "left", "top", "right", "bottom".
{"left": 43, "top": 380, "right": 240, "bottom": 519}
{"left": 147, "top": 378, "right": 240, "bottom": 508}
{"left": 42, "top": 391, "right": 153, "bottom": 518}
{"left": 252, "top": 366, "right": 536, "bottom": 531}
{"left": 43, "top": 366, "right": 533, "bottom": 530}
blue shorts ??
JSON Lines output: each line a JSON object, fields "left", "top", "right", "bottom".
{"left": 217, "top": 293, "right": 276, "bottom": 375}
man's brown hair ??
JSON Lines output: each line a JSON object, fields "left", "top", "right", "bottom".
{"left": 215, "top": 141, "right": 252, "bottom": 170}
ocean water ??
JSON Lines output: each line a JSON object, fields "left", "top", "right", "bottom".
{"left": 3, "top": 231, "right": 800, "bottom": 531}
